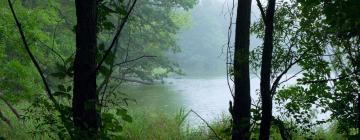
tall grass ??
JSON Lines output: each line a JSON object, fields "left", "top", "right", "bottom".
{"left": 0, "top": 104, "right": 347, "bottom": 140}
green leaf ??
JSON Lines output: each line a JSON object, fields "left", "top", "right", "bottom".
{"left": 51, "top": 72, "right": 66, "bottom": 78}
{"left": 58, "top": 85, "right": 66, "bottom": 92}
{"left": 104, "top": 52, "right": 115, "bottom": 65}
{"left": 99, "top": 66, "right": 111, "bottom": 76}
{"left": 116, "top": 108, "right": 127, "bottom": 116}
{"left": 66, "top": 86, "right": 72, "bottom": 92}
{"left": 98, "top": 43, "right": 105, "bottom": 51}
{"left": 122, "top": 114, "right": 132, "bottom": 123}
{"left": 53, "top": 91, "right": 71, "bottom": 99}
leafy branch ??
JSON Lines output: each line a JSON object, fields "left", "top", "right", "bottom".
{"left": 7, "top": 0, "right": 73, "bottom": 137}
{"left": 96, "top": 0, "right": 138, "bottom": 71}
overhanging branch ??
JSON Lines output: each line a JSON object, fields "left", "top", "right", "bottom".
{"left": 96, "top": 0, "right": 138, "bottom": 71}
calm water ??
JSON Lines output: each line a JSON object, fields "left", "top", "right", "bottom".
{"left": 121, "top": 76, "right": 262, "bottom": 124}
{"left": 121, "top": 75, "right": 330, "bottom": 125}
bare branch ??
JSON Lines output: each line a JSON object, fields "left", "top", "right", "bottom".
{"left": 115, "top": 55, "right": 156, "bottom": 66}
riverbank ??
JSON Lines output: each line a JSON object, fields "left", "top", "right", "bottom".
{"left": 1, "top": 105, "right": 345, "bottom": 140}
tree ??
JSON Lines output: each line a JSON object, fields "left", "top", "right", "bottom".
{"left": 258, "top": 0, "right": 276, "bottom": 139}
{"left": 230, "top": 0, "right": 252, "bottom": 139}
{"left": 72, "top": 0, "right": 98, "bottom": 138}
{"left": 251, "top": 1, "right": 311, "bottom": 138}
{"left": 4, "top": 0, "right": 196, "bottom": 138}
{"left": 252, "top": 0, "right": 360, "bottom": 138}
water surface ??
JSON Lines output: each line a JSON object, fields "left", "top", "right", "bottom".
{"left": 122, "top": 77, "right": 233, "bottom": 124}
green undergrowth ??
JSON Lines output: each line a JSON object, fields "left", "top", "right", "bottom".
{"left": 0, "top": 104, "right": 347, "bottom": 140}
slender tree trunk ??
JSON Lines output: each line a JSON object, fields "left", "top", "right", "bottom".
{"left": 259, "top": 0, "right": 276, "bottom": 139}
{"left": 272, "top": 117, "right": 290, "bottom": 140}
{"left": 73, "top": 0, "right": 98, "bottom": 138}
{"left": 231, "top": 0, "right": 252, "bottom": 139}
{"left": 357, "top": 92, "right": 360, "bottom": 135}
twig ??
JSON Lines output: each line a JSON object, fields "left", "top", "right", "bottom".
{"left": 0, "top": 94, "right": 20, "bottom": 119}
{"left": 96, "top": 0, "right": 138, "bottom": 71}
{"left": 226, "top": 0, "right": 235, "bottom": 98}
{"left": 0, "top": 109, "right": 12, "bottom": 128}
{"left": 115, "top": 55, "right": 156, "bottom": 66}
{"left": 270, "top": 48, "right": 311, "bottom": 95}
{"left": 188, "top": 109, "right": 222, "bottom": 140}
{"left": 38, "top": 40, "right": 66, "bottom": 65}
{"left": 277, "top": 70, "right": 304, "bottom": 86}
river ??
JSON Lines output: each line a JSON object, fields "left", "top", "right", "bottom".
{"left": 121, "top": 76, "right": 263, "bottom": 125}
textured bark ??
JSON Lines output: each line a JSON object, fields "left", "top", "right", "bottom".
{"left": 73, "top": 0, "right": 98, "bottom": 138}
{"left": 231, "top": 0, "right": 252, "bottom": 139}
{"left": 259, "top": 0, "right": 276, "bottom": 139}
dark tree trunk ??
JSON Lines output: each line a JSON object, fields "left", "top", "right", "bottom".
{"left": 231, "top": 0, "right": 252, "bottom": 139}
{"left": 259, "top": 0, "right": 276, "bottom": 139}
{"left": 73, "top": 0, "right": 98, "bottom": 138}
{"left": 357, "top": 92, "right": 360, "bottom": 135}
{"left": 272, "top": 117, "right": 290, "bottom": 140}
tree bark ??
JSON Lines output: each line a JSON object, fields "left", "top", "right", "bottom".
{"left": 259, "top": 0, "right": 276, "bottom": 139}
{"left": 231, "top": 0, "right": 252, "bottom": 139}
{"left": 73, "top": 0, "right": 98, "bottom": 138}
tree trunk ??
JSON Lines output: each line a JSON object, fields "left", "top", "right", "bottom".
{"left": 231, "top": 0, "right": 252, "bottom": 139}
{"left": 272, "top": 117, "right": 290, "bottom": 140}
{"left": 73, "top": 0, "right": 98, "bottom": 138}
{"left": 259, "top": 0, "right": 276, "bottom": 139}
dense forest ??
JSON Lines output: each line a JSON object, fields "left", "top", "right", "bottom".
{"left": 0, "top": 0, "right": 359, "bottom": 139}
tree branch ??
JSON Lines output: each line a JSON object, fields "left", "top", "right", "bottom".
{"left": 111, "top": 77, "right": 152, "bottom": 85}
{"left": 96, "top": 0, "right": 138, "bottom": 71}
{"left": 115, "top": 55, "right": 156, "bottom": 66}
{"left": 0, "top": 94, "right": 20, "bottom": 119}
{"left": 270, "top": 48, "right": 311, "bottom": 95}
{"left": 302, "top": 75, "right": 350, "bottom": 84}
{"left": 8, "top": 0, "right": 57, "bottom": 107}
{"left": 256, "top": 0, "right": 266, "bottom": 22}
{"left": 0, "top": 109, "right": 12, "bottom": 128}
{"left": 7, "top": 0, "right": 72, "bottom": 137}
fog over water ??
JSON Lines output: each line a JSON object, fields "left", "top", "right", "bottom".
{"left": 126, "top": 0, "right": 329, "bottom": 125}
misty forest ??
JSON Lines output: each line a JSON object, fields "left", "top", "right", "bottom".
{"left": 0, "top": 0, "right": 359, "bottom": 139}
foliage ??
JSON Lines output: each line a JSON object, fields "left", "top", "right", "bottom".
{"left": 251, "top": 0, "right": 360, "bottom": 138}
{"left": 1, "top": 0, "right": 198, "bottom": 138}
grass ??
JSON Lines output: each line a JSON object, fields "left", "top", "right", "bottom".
{"left": 0, "top": 103, "right": 347, "bottom": 140}
{"left": 121, "top": 108, "right": 225, "bottom": 140}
